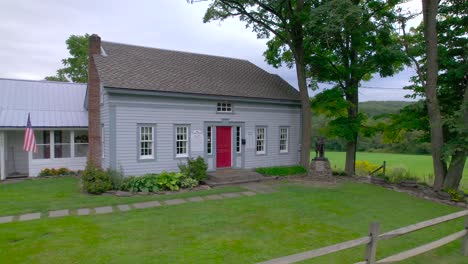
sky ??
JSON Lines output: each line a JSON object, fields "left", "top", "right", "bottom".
{"left": 0, "top": 0, "right": 422, "bottom": 102}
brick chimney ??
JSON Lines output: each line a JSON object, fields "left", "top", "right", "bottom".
{"left": 87, "top": 34, "right": 102, "bottom": 168}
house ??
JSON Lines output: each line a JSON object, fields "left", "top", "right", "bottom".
{"left": 0, "top": 78, "right": 88, "bottom": 180}
{"left": 0, "top": 34, "right": 302, "bottom": 179}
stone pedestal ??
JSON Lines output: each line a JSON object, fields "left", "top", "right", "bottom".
{"left": 309, "top": 158, "right": 332, "bottom": 177}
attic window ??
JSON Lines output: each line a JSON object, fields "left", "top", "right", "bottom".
{"left": 217, "top": 102, "right": 232, "bottom": 113}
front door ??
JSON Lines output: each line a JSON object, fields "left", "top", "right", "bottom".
{"left": 216, "top": 126, "right": 232, "bottom": 168}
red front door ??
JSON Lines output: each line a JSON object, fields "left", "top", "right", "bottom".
{"left": 216, "top": 126, "right": 232, "bottom": 168}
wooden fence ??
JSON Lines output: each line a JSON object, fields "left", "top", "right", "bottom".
{"left": 258, "top": 209, "right": 468, "bottom": 264}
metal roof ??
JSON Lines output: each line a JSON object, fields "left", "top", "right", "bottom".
{"left": 0, "top": 78, "right": 88, "bottom": 128}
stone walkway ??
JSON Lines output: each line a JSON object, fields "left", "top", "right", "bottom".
{"left": 0, "top": 190, "right": 258, "bottom": 225}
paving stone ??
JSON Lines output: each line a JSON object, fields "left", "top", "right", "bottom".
{"left": 133, "top": 201, "right": 161, "bottom": 209}
{"left": 49, "top": 209, "right": 69, "bottom": 218}
{"left": 241, "top": 191, "right": 256, "bottom": 196}
{"left": 0, "top": 216, "right": 14, "bottom": 224}
{"left": 164, "top": 198, "right": 187, "bottom": 205}
{"left": 19, "top": 213, "right": 41, "bottom": 221}
{"left": 187, "top": 196, "right": 204, "bottom": 202}
{"left": 95, "top": 206, "right": 113, "bottom": 214}
{"left": 77, "top": 208, "right": 91, "bottom": 215}
{"left": 205, "top": 194, "right": 224, "bottom": 200}
{"left": 117, "top": 204, "right": 131, "bottom": 212}
{"left": 221, "top": 192, "right": 242, "bottom": 198}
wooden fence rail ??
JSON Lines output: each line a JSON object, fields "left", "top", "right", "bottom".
{"left": 258, "top": 209, "right": 468, "bottom": 264}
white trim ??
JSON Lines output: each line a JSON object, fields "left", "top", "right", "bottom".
{"left": 216, "top": 102, "right": 233, "bottom": 113}
{"left": 256, "top": 127, "right": 266, "bottom": 155}
{"left": 280, "top": 127, "right": 289, "bottom": 153}
{"left": 175, "top": 125, "right": 189, "bottom": 158}
{"left": 0, "top": 131, "right": 5, "bottom": 180}
{"left": 139, "top": 126, "right": 155, "bottom": 160}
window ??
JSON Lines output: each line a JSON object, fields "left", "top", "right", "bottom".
{"left": 236, "top": 126, "right": 241, "bottom": 153}
{"left": 217, "top": 102, "right": 232, "bottom": 113}
{"left": 207, "top": 126, "right": 212, "bottom": 155}
{"left": 280, "top": 127, "right": 289, "bottom": 153}
{"left": 256, "top": 127, "right": 266, "bottom": 155}
{"left": 33, "top": 131, "right": 50, "bottom": 159}
{"left": 54, "top": 131, "right": 71, "bottom": 158}
{"left": 176, "top": 126, "right": 189, "bottom": 158}
{"left": 139, "top": 126, "right": 154, "bottom": 159}
{"left": 74, "top": 130, "right": 88, "bottom": 157}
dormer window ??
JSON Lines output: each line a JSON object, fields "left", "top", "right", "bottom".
{"left": 217, "top": 102, "right": 232, "bottom": 113}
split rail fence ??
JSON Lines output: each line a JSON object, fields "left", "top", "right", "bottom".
{"left": 258, "top": 209, "right": 468, "bottom": 264}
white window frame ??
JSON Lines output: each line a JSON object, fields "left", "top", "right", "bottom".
{"left": 207, "top": 126, "right": 212, "bottom": 155}
{"left": 236, "top": 126, "right": 241, "bottom": 153}
{"left": 217, "top": 102, "right": 232, "bottom": 113}
{"left": 33, "top": 130, "right": 52, "bottom": 160}
{"left": 175, "top": 125, "right": 189, "bottom": 158}
{"left": 256, "top": 127, "right": 266, "bottom": 155}
{"left": 139, "top": 126, "right": 154, "bottom": 160}
{"left": 279, "top": 127, "right": 289, "bottom": 153}
{"left": 73, "top": 130, "right": 88, "bottom": 158}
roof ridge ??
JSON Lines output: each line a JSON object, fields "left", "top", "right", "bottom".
{"left": 0, "top": 77, "right": 86, "bottom": 86}
{"left": 101, "top": 40, "right": 251, "bottom": 63}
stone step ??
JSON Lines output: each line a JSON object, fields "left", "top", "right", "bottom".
{"left": 205, "top": 178, "right": 263, "bottom": 187}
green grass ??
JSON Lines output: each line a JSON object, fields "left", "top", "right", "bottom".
{"left": 322, "top": 151, "right": 468, "bottom": 190}
{"left": 0, "top": 182, "right": 466, "bottom": 263}
{"left": 0, "top": 177, "right": 245, "bottom": 216}
{"left": 256, "top": 165, "right": 306, "bottom": 176}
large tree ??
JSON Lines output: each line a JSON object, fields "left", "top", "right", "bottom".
{"left": 191, "top": 0, "right": 313, "bottom": 168}
{"left": 45, "top": 34, "right": 90, "bottom": 83}
{"left": 391, "top": 0, "right": 467, "bottom": 190}
{"left": 266, "top": 0, "right": 407, "bottom": 175}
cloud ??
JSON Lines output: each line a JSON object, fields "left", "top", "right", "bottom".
{"left": 0, "top": 0, "right": 421, "bottom": 101}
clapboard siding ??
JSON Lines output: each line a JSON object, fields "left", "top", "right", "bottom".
{"left": 100, "top": 90, "right": 110, "bottom": 169}
{"left": 108, "top": 93, "right": 301, "bottom": 176}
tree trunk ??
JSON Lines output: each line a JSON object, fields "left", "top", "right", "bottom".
{"left": 422, "top": 0, "right": 446, "bottom": 190}
{"left": 294, "top": 45, "right": 312, "bottom": 170}
{"left": 443, "top": 150, "right": 467, "bottom": 190}
{"left": 344, "top": 83, "right": 359, "bottom": 176}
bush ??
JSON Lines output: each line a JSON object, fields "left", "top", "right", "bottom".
{"left": 178, "top": 157, "right": 208, "bottom": 182}
{"left": 120, "top": 172, "right": 185, "bottom": 192}
{"left": 38, "top": 167, "right": 74, "bottom": 177}
{"left": 355, "top": 160, "right": 380, "bottom": 176}
{"left": 81, "top": 163, "right": 112, "bottom": 194}
{"left": 107, "top": 167, "right": 125, "bottom": 190}
{"left": 180, "top": 177, "right": 199, "bottom": 189}
{"left": 157, "top": 172, "right": 183, "bottom": 191}
{"left": 256, "top": 165, "right": 306, "bottom": 176}
{"left": 445, "top": 189, "right": 465, "bottom": 202}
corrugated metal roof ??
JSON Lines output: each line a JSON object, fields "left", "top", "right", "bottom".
{"left": 0, "top": 78, "right": 88, "bottom": 128}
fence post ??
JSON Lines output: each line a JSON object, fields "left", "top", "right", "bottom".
{"left": 462, "top": 213, "right": 468, "bottom": 256}
{"left": 383, "top": 161, "right": 386, "bottom": 177}
{"left": 365, "top": 222, "right": 380, "bottom": 264}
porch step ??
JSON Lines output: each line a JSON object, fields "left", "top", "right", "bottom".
{"left": 205, "top": 169, "right": 267, "bottom": 187}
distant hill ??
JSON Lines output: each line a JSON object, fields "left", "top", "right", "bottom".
{"left": 359, "top": 101, "right": 413, "bottom": 117}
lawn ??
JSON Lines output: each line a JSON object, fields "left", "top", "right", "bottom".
{"left": 0, "top": 177, "right": 245, "bottom": 216}
{"left": 1, "top": 179, "right": 467, "bottom": 263}
{"left": 323, "top": 151, "right": 468, "bottom": 190}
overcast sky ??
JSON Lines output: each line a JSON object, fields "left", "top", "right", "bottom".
{"left": 0, "top": 0, "right": 422, "bottom": 101}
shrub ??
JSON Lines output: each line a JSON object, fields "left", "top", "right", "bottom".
{"left": 81, "top": 163, "right": 112, "bottom": 194}
{"left": 445, "top": 189, "right": 465, "bottom": 202}
{"left": 157, "top": 172, "right": 183, "bottom": 191}
{"left": 120, "top": 172, "right": 185, "bottom": 192}
{"left": 256, "top": 165, "right": 306, "bottom": 176}
{"left": 355, "top": 160, "right": 380, "bottom": 176}
{"left": 180, "top": 177, "right": 199, "bottom": 189}
{"left": 107, "top": 167, "right": 125, "bottom": 190}
{"left": 178, "top": 157, "right": 208, "bottom": 182}
{"left": 38, "top": 167, "right": 74, "bottom": 177}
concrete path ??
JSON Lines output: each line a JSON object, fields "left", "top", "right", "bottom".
{"left": 0, "top": 191, "right": 258, "bottom": 225}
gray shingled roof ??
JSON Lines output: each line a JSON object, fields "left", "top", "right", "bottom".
{"left": 94, "top": 41, "right": 300, "bottom": 101}
{"left": 0, "top": 78, "right": 87, "bottom": 128}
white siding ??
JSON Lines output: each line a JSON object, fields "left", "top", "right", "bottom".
{"left": 108, "top": 94, "right": 301, "bottom": 176}
{"left": 101, "top": 89, "right": 110, "bottom": 169}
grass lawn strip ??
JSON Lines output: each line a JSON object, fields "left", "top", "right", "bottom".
{"left": 0, "top": 182, "right": 466, "bottom": 263}
{"left": 0, "top": 176, "right": 246, "bottom": 216}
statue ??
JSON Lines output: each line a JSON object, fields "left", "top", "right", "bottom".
{"left": 314, "top": 137, "right": 326, "bottom": 160}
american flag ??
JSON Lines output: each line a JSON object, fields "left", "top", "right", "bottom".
{"left": 23, "top": 113, "right": 37, "bottom": 153}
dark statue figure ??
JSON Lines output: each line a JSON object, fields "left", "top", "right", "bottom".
{"left": 314, "top": 137, "right": 326, "bottom": 160}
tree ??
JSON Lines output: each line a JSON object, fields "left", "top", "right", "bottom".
{"left": 190, "top": 0, "right": 313, "bottom": 168}
{"left": 395, "top": 0, "right": 467, "bottom": 190}
{"left": 267, "top": 0, "right": 407, "bottom": 175}
{"left": 45, "top": 34, "right": 90, "bottom": 83}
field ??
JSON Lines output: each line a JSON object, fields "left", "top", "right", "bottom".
{"left": 1, "top": 177, "right": 467, "bottom": 263}
{"left": 324, "top": 151, "right": 468, "bottom": 190}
